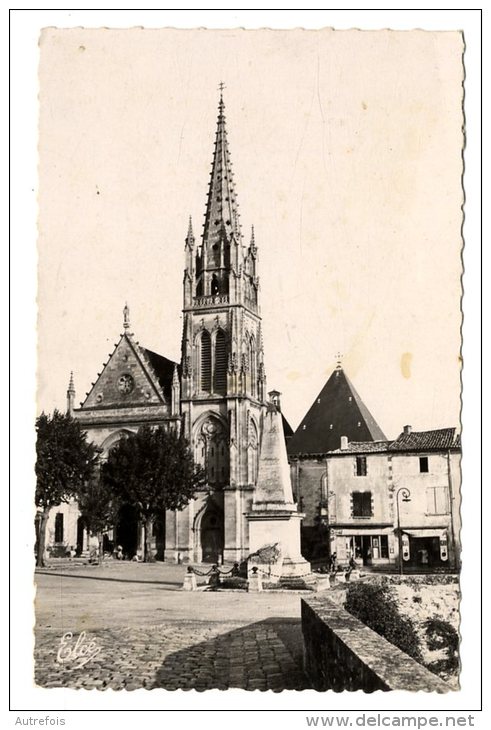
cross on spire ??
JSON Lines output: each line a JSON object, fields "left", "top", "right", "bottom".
{"left": 335, "top": 352, "right": 343, "bottom": 369}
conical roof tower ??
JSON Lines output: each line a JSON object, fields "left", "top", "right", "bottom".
{"left": 287, "top": 366, "right": 386, "bottom": 455}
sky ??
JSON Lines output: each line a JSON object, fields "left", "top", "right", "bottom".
{"left": 37, "top": 27, "right": 464, "bottom": 438}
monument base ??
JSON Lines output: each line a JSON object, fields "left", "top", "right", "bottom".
{"left": 246, "top": 511, "right": 312, "bottom": 582}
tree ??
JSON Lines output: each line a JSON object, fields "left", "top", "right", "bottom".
{"left": 76, "top": 475, "right": 120, "bottom": 564}
{"left": 35, "top": 410, "right": 100, "bottom": 567}
{"left": 101, "top": 425, "right": 205, "bottom": 562}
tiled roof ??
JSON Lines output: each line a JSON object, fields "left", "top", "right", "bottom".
{"left": 389, "top": 428, "right": 461, "bottom": 451}
{"left": 328, "top": 440, "right": 391, "bottom": 454}
{"left": 287, "top": 367, "right": 386, "bottom": 456}
{"left": 141, "top": 348, "right": 180, "bottom": 401}
{"left": 292, "top": 429, "right": 461, "bottom": 458}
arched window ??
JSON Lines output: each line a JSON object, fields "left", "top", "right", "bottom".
{"left": 249, "top": 335, "right": 256, "bottom": 397}
{"left": 211, "top": 274, "right": 220, "bottom": 295}
{"left": 200, "top": 331, "right": 211, "bottom": 392}
{"left": 214, "top": 330, "right": 227, "bottom": 395}
{"left": 196, "top": 276, "right": 203, "bottom": 297}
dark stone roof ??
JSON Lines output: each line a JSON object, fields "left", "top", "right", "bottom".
{"left": 389, "top": 428, "right": 461, "bottom": 451}
{"left": 141, "top": 348, "right": 180, "bottom": 402}
{"left": 282, "top": 413, "right": 294, "bottom": 440}
{"left": 287, "top": 368, "right": 386, "bottom": 456}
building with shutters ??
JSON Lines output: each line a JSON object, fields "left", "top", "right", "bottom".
{"left": 288, "top": 368, "right": 461, "bottom": 571}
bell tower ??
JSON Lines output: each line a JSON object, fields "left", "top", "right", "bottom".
{"left": 176, "top": 88, "right": 267, "bottom": 563}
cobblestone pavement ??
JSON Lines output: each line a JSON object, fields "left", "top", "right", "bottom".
{"left": 34, "top": 563, "right": 311, "bottom": 691}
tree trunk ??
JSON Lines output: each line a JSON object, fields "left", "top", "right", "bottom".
{"left": 36, "top": 510, "right": 50, "bottom": 568}
{"left": 144, "top": 517, "right": 155, "bottom": 562}
{"left": 97, "top": 532, "right": 103, "bottom": 565}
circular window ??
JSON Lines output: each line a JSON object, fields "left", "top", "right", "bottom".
{"left": 118, "top": 373, "right": 134, "bottom": 395}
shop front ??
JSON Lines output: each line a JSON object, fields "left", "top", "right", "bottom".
{"left": 329, "top": 527, "right": 395, "bottom": 567}
{"left": 401, "top": 528, "right": 449, "bottom": 569}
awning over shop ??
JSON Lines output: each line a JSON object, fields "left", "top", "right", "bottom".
{"left": 403, "top": 528, "right": 447, "bottom": 538}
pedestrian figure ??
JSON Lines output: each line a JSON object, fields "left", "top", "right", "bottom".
{"left": 231, "top": 562, "right": 240, "bottom": 577}
{"left": 330, "top": 552, "right": 337, "bottom": 573}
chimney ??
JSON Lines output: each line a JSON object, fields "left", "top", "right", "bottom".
{"left": 340, "top": 436, "right": 349, "bottom": 450}
{"left": 403, "top": 425, "right": 412, "bottom": 435}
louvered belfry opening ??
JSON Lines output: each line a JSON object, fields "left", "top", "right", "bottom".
{"left": 214, "top": 330, "right": 227, "bottom": 394}
{"left": 200, "top": 331, "right": 211, "bottom": 392}
{"left": 249, "top": 336, "right": 256, "bottom": 397}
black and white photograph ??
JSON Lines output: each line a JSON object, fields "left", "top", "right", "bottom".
{"left": 9, "top": 8, "right": 483, "bottom": 721}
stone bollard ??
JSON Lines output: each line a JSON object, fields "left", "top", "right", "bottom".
{"left": 247, "top": 566, "right": 263, "bottom": 592}
{"left": 183, "top": 566, "right": 197, "bottom": 591}
{"left": 315, "top": 576, "right": 331, "bottom": 592}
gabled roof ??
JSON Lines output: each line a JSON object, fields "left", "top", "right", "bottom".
{"left": 78, "top": 332, "right": 178, "bottom": 411}
{"left": 389, "top": 428, "right": 461, "bottom": 451}
{"left": 287, "top": 367, "right": 386, "bottom": 456}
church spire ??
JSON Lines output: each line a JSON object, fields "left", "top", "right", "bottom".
{"left": 202, "top": 88, "right": 241, "bottom": 251}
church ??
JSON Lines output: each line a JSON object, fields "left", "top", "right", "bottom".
{"left": 43, "top": 90, "right": 461, "bottom": 573}
{"left": 62, "top": 91, "right": 269, "bottom": 563}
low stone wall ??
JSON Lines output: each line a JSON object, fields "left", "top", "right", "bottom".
{"left": 301, "top": 596, "right": 449, "bottom": 693}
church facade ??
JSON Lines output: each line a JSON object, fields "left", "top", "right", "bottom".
{"left": 61, "top": 93, "right": 268, "bottom": 563}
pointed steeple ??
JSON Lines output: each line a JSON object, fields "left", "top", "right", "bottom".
{"left": 202, "top": 89, "right": 241, "bottom": 252}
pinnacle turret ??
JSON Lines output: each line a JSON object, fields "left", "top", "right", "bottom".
{"left": 66, "top": 371, "right": 76, "bottom": 416}
{"left": 123, "top": 302, "right": 131, "bottom": 331}
{"left": 185, "top": 216, "right": 195, "bottom": 246}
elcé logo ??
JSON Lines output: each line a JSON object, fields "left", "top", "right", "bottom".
{"left": 56, "top": 631, "right": 102, "bottom": 670}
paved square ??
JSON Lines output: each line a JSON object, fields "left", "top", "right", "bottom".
{"left": 34, "top": 562, "right": 310, "bottom": 691}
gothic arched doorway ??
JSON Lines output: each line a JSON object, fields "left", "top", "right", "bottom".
{"left": 200, "top": 505, "right": 224, "bottom": 564}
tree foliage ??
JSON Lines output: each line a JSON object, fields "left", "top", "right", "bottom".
{"left": 424, "top": 618, "right": 460, "bottom": 678}
{"left": 101, "top": 425, "right": 205, "bottom": 561}
{"left": 76, "top": 475, "right": 120, "bottom": 562}
{"left": 345, "top": 582, "right": 423, "bottom": 662}
{"left": 35, "top": 410, "right": 100, "bottom": 566}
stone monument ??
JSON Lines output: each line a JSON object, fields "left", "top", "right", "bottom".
{"left": 246, "top": 402, "right": 311, "bottom": 582}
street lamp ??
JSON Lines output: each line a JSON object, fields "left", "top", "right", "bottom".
{"left": 396, "top": 487, "right": 411, "bottom": 575}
